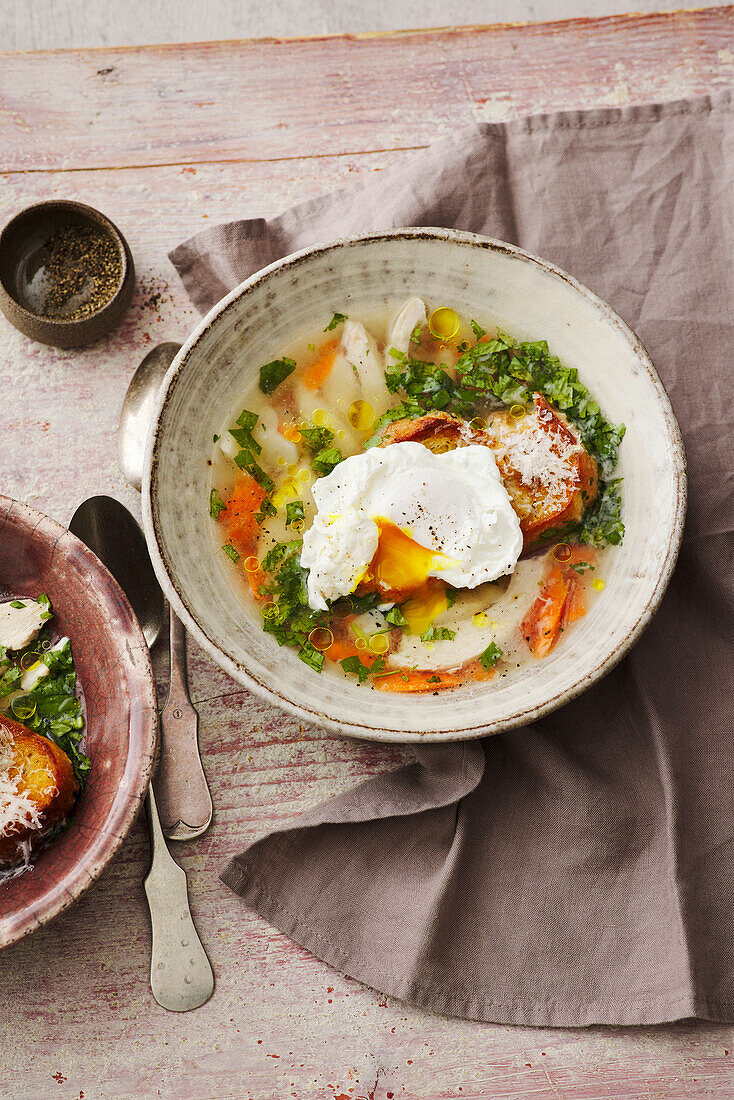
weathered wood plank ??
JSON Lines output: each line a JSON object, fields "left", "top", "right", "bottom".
{"left": 2, "top": 9, "right": 734, "bottom": 173}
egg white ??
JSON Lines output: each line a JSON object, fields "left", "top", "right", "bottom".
{"left": 300, "top": 442, "right": 523, "bottom": 611}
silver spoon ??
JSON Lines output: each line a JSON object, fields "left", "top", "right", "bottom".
{"left": 69, "top": 496, "right": 214, "bottom": 1013}
{"left": 119, "top": 343, "right": 213, "bottom": 842}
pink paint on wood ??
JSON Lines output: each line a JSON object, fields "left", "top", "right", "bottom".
{"left": 1, "top": 9, "right": 734, "bottom": 173}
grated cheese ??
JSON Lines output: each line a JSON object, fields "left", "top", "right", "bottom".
{"left": 499, "top": 415, "right": 582, "bottom": 500}
{"left": 0, "top": 725, "right": 45, "bottom": 859}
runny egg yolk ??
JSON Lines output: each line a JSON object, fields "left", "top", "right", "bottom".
{"left": 360, "top": 518, "right": 453, "bottom": 634}
{"left": 366, "top": 518, "right": 450, "bottom": 594}
{"left": 402, "top": 580, "right": 450, "bottom": 636}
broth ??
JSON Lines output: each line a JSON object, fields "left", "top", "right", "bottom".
{"left": 209, "top": 299, "right": 620, "bottom": 691}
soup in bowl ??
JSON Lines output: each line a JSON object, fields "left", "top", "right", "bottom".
{"left": 143, "top": 230, "right": 685, "bottom": 741}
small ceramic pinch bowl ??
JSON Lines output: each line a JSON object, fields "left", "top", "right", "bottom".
{"left": 0, "top": 199, "right": 134, "bottom": 348}
{"left": 143, "top": 229, "right": 686, "bottom": 743}
{"left": 0, "top": 496, "right": 157, "bottom": 949}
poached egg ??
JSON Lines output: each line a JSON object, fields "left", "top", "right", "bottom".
{"left": 300, "top": 442, "right": 523, "bottom": 611}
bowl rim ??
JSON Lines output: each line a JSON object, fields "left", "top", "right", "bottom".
{"left": 0, "top": 199, "right": 132, "bottom": 330}
{"left": 0, "top": 495, "right": 158, "bottom": 948}
{"left": 143, "top": 227, "right": 687, "bottom": 744}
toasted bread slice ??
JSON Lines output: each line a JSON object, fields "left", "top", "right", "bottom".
{"left": 377, "top": 395, "right": 598, "bottom": 550}
{"left": 0, "top": 715, "right": 78, "bottom": 867}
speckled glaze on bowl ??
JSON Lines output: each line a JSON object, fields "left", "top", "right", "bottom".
{"left": 0, "top": 496, "right": 158, "bottom": 948}
{"left": 143, "top": 229, "right": 686, "bottom": 743}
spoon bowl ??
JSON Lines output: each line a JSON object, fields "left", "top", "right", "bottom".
{"left": 69, "top": 495, "right": 165, "bottom": 649}
{"left": 118, "top": 343, "right": 181, "bottom": 491}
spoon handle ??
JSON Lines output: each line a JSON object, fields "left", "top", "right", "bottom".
{"left": 157, "top": 611, "right": 213, "bottom": 840}
{"left": 143, "top": 787, "right": 214, "bottom": 1012}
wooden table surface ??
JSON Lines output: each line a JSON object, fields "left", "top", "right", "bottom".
{"left": 2, "top": 9, "right": 734, "bottom": 1099}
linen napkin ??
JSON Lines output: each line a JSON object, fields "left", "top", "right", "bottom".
{"left": 170, "top": 91, "right": 734, "bottom": 1026}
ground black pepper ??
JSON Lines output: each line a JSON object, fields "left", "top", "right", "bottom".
{"left": 34, "top": 224, "right": 123, "bottom": 321}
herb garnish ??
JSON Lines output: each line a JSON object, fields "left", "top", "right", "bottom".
{"left": 479, "top": 642, "right": 502, "bottom": 671}
{"left": 311, "top": 447, "right": 343, "bottom": 476}
{"left": 259, "top": 541, "right": 325, "bottom": 667}
{"left": 298, "top": 641, "right": 325, "bottom": 673}
{"left": 420, "top": 625, "right": 456, "bottom": 642}
{"left": 222, "top": 544, "right": 240, "bottom": 563}
{"left": 324, "top": 312, "right": 348, "bottom": 332}
{"left": 209, "top": 488, "right": 227, "bottom": 520}
{"left": 233, "top": 448, "right": 275, "bottom": 494}
{"left": 340, "top": 655, "right": 372, "bottom": 684}
{"left": 254, "top": 498, "right": 277, "bottom": 525}
{"left": 285, "top": 501, "right": 305, "bottom": 527}
{"left": 299, "top": 422, "right": 335, "bottom": 453}
{"left": 259, "top": 357, "right": 296, "bottom": 395}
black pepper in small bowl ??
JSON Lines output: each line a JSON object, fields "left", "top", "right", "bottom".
{"left": 0, "top": 200, "right": 134, "bottom": 348}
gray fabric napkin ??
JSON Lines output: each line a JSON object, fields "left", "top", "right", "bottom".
{"left": 170, "top": 91, "right": 734, "bottom": 1026}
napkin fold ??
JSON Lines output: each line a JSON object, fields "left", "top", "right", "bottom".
{"left": 170, "top": 91, "right": 734, "bottom": 1026}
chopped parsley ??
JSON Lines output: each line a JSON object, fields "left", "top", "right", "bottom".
{"left": 385, "top": 605, "right": 406, "bottom": 627}
{"left": 259, "top": 357, "right": 296, "bottom": 395}
{"left": 236, "top": 408, "right": 259, "bottom": 430}
{"left": 420, "top": 625, "right": 456, "bottom": 643}
{"left": 479, "top": 642, "right": 502, "bottom": 671}
{"left": 285, "top": 500, "right": 305, "bottom": 527}
{"left": 346, "top": 592, "right": 383, "bottom": 614}
{"left": 259, "top": 541, "right": 325, "bottom": 665}
{"left": 37, "top": 594, "right": 53, "bottom": 621}
{"left": 298, "top": 641, "right": 325, "bottom": 673}
{"left": 0, "top": 659, "right": 20, "bottom": 698}
{"left": 254, "top": 497, "right": 277, "bottom": 525}
{"left": 209, "top": 488, "right": 227, "bottom": 520}
{"left": 311, "top": 447, "right": 343, "bottom": 476}
{"left": 233, "top": 448, "right": 275, "bottom": 494}
{"left": 324, "top": 312, "right": 348, "bottom": 332}
{"left": 340, "top": 655, "right": 372, "bottom": 684}
{"left": 222, "top": 544, "right": 240, "bottom": 563}
{"left": 9, "top": 600, "right": 25, "bottom": 609}
{"left": 299, "top": 422, "right": 335, "bottom": 453}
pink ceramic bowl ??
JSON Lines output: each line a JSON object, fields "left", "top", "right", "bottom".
{"left": 0, "top": 496, "right": 158, "bottom": 949}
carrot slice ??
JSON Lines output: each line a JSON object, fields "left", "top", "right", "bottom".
{"left": 325, "top": 639, "right": 379, "bottom": 666}
{"left": 521, "top": 566, "right": 572, "bottom": 658}
{"left": 223, "top": 474, "right": 267, "bottom": 555}
{"left": 563, "top": 576, "right": 586, "bottom": 623}
{"left": 374, "top": 660, "right": 494, "bottom": 693}
{"left": 302, "top": 340, "right": 338, "bottom": 390}
{"left": 375, "top": 668, "right": 461, "bottom": 693}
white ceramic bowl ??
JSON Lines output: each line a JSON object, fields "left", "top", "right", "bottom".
{"left": 143, "top": 229, "right": 686, "bottom": 742}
